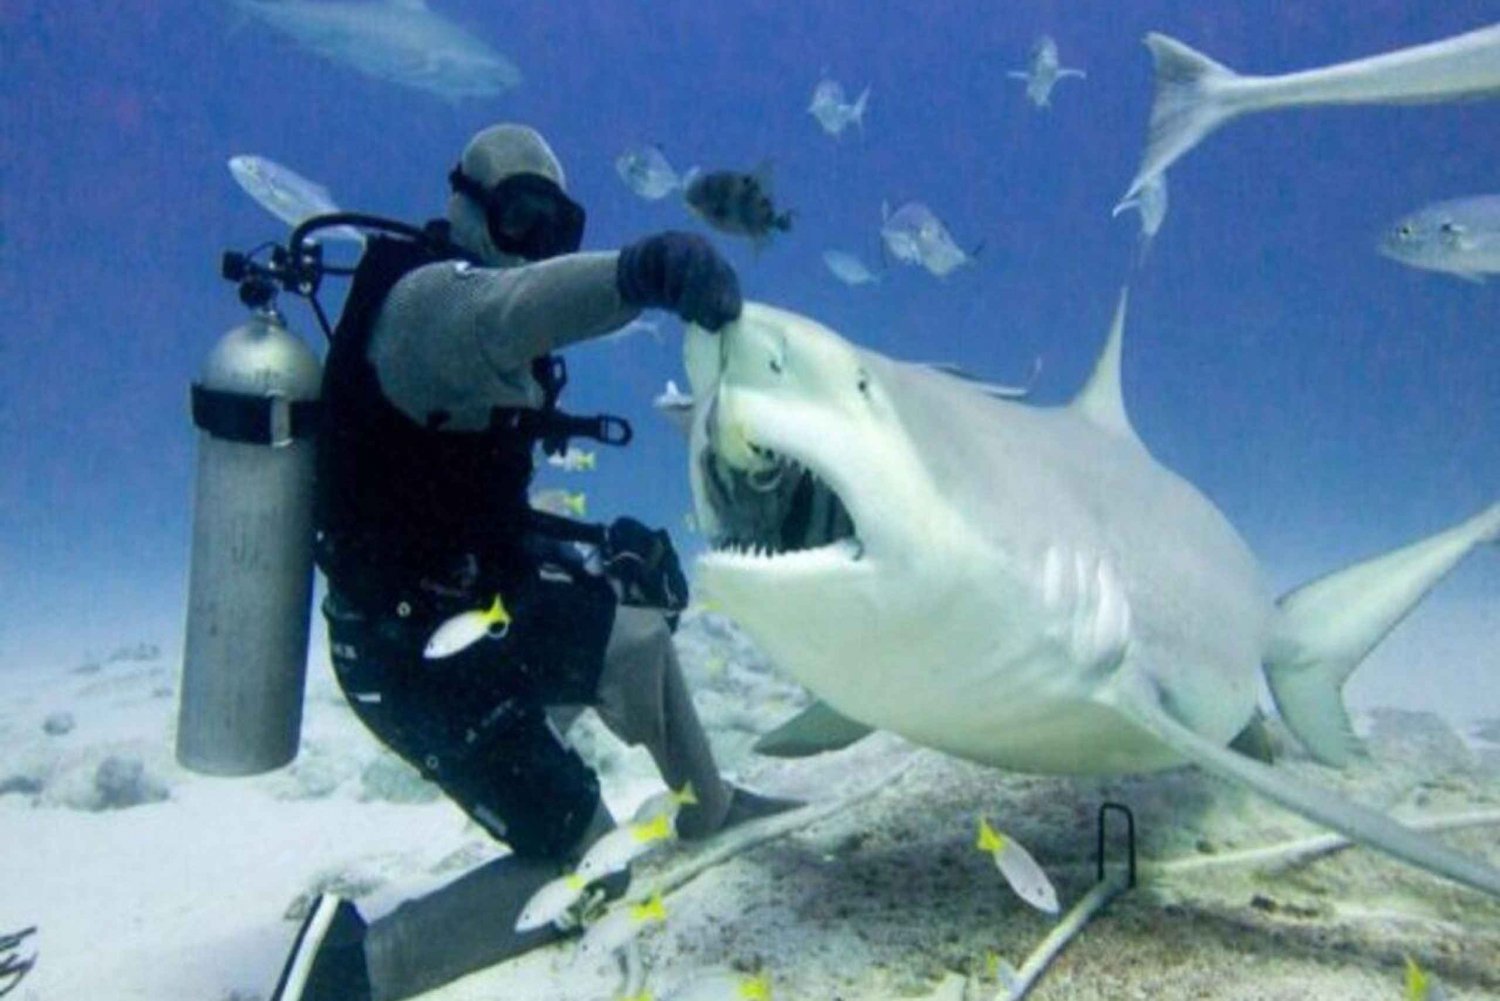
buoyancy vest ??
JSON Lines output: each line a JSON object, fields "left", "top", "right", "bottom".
{"left": 313, "top": 223, "right": 629, "bottom": 611}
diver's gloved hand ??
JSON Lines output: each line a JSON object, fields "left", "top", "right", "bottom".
{"left": 602, "top": 517, "right": 689, "bottom": 616}
{"left": 616, "top": 232, "right": 742, "bottom": 332}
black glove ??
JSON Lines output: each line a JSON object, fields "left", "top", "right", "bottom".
{"left": 602, "top": 517, "right": 689, "bottom": 616}
{"left": 616, "top": 231, "right": 742, "bottom": 332}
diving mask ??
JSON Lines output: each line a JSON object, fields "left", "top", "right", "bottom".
{"left": 449, "top": 166, "right": 585, "bottom": 261}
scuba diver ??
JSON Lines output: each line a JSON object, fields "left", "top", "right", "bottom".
{"left": 271, "top": 123, "right": 799, "bottom": 1001}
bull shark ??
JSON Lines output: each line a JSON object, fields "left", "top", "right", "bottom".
{"left": 1124, "top": 23, "right": 1500, "bottom": 203}
{"left": 231, "top": 0, "right": 521, "bottom": 102}
{"left": 683, "top": 295, "right": 1500, "bottom": 897}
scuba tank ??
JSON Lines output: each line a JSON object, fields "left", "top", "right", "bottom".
{"left": 178, "top": 307, "right": 321, "bottom": 775}
{"left": 177, "top": 212, "right": 633, "bottom": 776}
{"left": 177, "top": 216, "right": 386, "bottom": 776}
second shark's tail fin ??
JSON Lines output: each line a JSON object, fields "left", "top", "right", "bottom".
{"left": 1264, "top": 502, "right": 1500, "bottom": 768}
{"left": 1122, "top": 33, "right": 1242, "bottom": 203}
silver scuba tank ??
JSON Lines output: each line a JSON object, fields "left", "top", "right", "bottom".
{"left": 177, "top": 309, "right": 322, "bottom": 776}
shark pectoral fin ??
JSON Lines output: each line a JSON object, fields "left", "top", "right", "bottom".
{"left": 754, "top": 701, "right": 874, "bottom": 758}
{"left": 1227, "top": 709, "right": 1275, "bottom": 764}
{"left": 1104, "top": 670, "right": 1500, "bottom": 898}
{"left": 1265, "top": 502, "right": 1500, "bottom": 767}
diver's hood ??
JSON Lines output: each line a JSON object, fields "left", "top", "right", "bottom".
{"left": 447, "top": 123, "right": 568, "bottom": 266}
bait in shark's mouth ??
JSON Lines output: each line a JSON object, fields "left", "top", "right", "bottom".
{"left": 700, "top": 446, "right": 859, "bottom": 560}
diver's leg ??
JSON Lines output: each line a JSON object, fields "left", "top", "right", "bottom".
{"left": 277, "top": 598, "right": 616, "bottom": 1001}
{"left": 361, "top": 699, "right": 614, "bottom": 1000}
{"left": 595, "top": 607, "right": 800, "bottom": 838}
{"left": 595, "top": 605, "right": 731, "bottom": 836}
{"left": 361, "top": 805, "right": 616, "bottom": 1001}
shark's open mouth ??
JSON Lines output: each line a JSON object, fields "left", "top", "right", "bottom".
{"left": 700, "top": 439, "right": 862, "bottom": 562}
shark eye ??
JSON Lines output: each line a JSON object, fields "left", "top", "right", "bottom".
{"left": 769, "top": 358, "right": 783, "bottom": 374}
{"left": 857, "top": 370, "right": 870, "bottom": 395}
{"left": 1396, "top": 223, "right": 1414, "bottom": 239}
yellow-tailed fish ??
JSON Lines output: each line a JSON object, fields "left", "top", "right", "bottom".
{"left": 422, "top": 594, "right": 511, "bottom": 660}
{"left": 546, "top": 447, "right": 597, "bottom": 472}
{"left": 631, "top": 782, "right": 699, "bottom": 829}
{"left": 515, "top": 871, "right": 590, "bottom": 932}
{"left": 668, "top": 969, "right": 773, "bottom": 1000}
{"left": 531, "top": 488, "right": 588, "bottom": 518}
{"left": 976, "top": 817, "right": 1059, "bottom": 914}
{"left": 672, "top": 972, "right": 774, "bottom": 1001}
{"left": 1405, "top": 956, "right": 1449, "bottom": 1001}
{"left": 576, "top": 892, "right": 667, "bottom": 964}
{"left": 576, "top": 813, "right": 675, "bottom": 880}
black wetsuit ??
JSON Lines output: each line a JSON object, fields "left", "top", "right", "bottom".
{"left": 314, "top": 229, "right": 630, "bottom": 859}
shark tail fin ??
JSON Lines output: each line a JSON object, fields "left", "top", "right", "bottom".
{"left": 1122, "top": 33, "right": 1242, "bottom": 204}
{"left": 1264, "top": 502, "right": 1500, "bottom": 767}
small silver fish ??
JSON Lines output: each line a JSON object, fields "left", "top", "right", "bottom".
{"left": 1379, "top": 195, "right": 1500, "bottom": 282}
{"left": 1007, "top": 35, "right": 1085, "bottom": 109}
{"left": 530, "top": 489, "right": 587, "bottom": 519}
{"left": 423, "top": 594, "right": 511, "bottom": 660}
{"left": 545, "top": 447, "right": 597, "bottom": 472}
{"left": 515, "top": 872, "right": 590, "bottom": 932}
{"left": 807, "top": 77, "right": 871, "bottom": 137}
{"left": 575, "top": 813, "right": 675, "bottom": 881}
{"left": 664, "top": 969, "right": 774, "bottom": 1001}
{"left": 1112, "top": 172, "right": 1169, "bottom": 261}
{"left": 615, "top": 144, "right": 684, "bottom": 201}
{"left": 228, "top": 155, "right": 365, "bottom": 243}
{"left": 653, "top": 380, "right": 694, "bottom": 435}
{"left": 977, "top": 816, "right": 1059, "bottom": 914}
{"left": 574, "top": 893, "right": 667, "bottom": 966}
{"left": 630, "top": 783, "right": 698, "bottom": 829}
{"left": 822, "top": 249, "right": 880, "bottom": 286}
{"left": 880, "top": 201, "right": 975, "bottom": 278}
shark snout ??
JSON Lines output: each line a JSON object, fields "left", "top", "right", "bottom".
{"left": 718, "top": 311, "right": 791, "bottom": 393}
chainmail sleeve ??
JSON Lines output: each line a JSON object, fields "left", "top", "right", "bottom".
{"left": 368, "top": 252, "right": 641, "bottom": 428}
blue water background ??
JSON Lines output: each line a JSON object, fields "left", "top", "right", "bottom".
{"left": 1, "top": 2, "right": 1496, "bottom": 714}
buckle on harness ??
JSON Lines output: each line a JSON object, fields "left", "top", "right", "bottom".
{"left": 540, "top": 415, "right": 632, "bottom": 456}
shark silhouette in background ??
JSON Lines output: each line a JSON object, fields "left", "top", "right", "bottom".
{"left": 231, "top": 0, "right": 521, "bottom": 102}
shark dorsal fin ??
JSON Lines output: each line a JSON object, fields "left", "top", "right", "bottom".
{"left": 1071, "top": 287, "right": 1141, "bottom": 446}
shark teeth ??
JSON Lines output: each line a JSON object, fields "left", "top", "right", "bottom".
{"left": 708, "top": 536, "right": 864, "bottom": 566}
{"left": 702, "top": 440, "right": 861, "bottom": 563}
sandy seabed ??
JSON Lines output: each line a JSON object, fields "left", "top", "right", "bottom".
{"left": 1, "top": 609, "right": 1497, "bottom": 1000}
